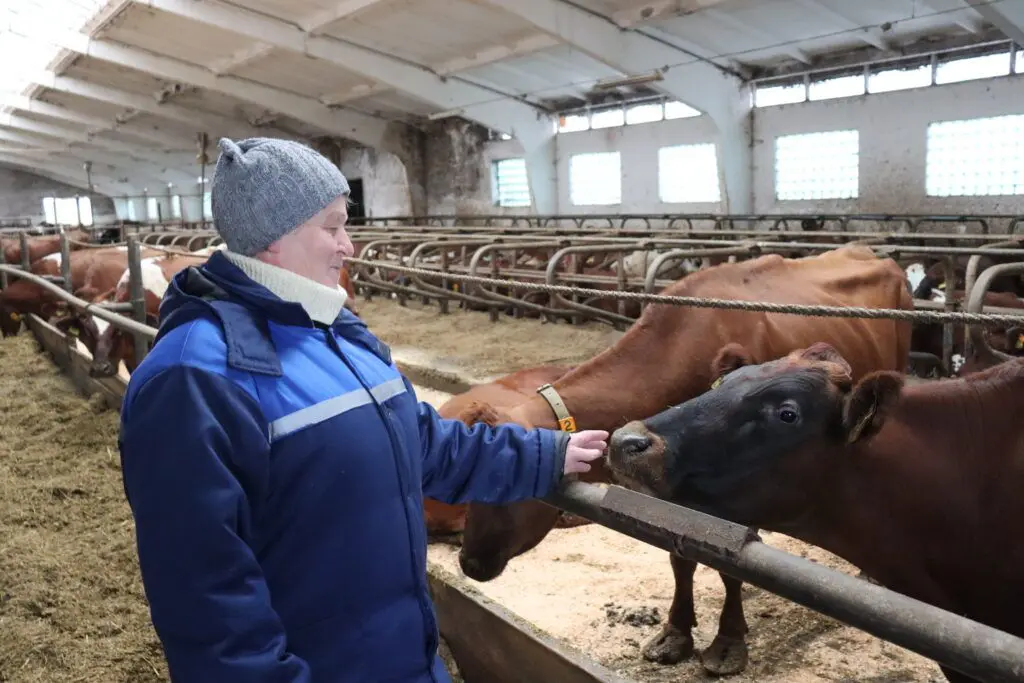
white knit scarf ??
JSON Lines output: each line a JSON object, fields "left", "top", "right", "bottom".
{"left": 223, "top": 250, "right": 348, "bottom": 326}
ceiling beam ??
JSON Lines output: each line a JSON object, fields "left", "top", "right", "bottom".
{"left": 963, "top": 0, "right": 1024, "bottom": 45}
{"left": 0, "top": 128, "right": 193, "bottom": 187}
{"left": 0, "top": 94, "right": 194, "bottom": 148}
{"left": 299, "top": 0, "right": 388, "bottom": 34}
{"left": 0, "top": 113, "right": 181, "bottom": 157}
{"left": 25, "top": 72, "right": 301, "bottom": 142}
{"left": 0, "top": 154, "right": 134, "bottom": 196}
{"left": 140, "top": 0, "right": 559, "bottom": 211}
{"left": 478, "top": 0, "right": 752, "bottom": 212}
{"left": 791, "top": 0, "right": 896, "bottom": 52}
{"left": 10, "top": 21, "right": 397, "bottom": 151}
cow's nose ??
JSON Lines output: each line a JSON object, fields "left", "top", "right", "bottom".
{"left": 610, "top": 430, "right": 652, "bottom": 458}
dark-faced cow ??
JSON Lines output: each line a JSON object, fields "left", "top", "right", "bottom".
{"left": 606, "top": 343, "right": 1024, "bottom": 683}
{"left": 455, "top": 245, "right": 913, "bottom": 675}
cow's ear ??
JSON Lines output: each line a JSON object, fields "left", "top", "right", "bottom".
{"left": 710, "top": 343, "right": 752, "bottom": 387}
{"left": 842, "top": 371, "right": 904, "bottom": 444}
{"left": 794, "top": 343, "right": 853, "bottom": 388}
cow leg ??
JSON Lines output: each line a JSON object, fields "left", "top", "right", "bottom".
{"left": 641, "top": 554, "right": 697, "bottom": 663}
{"left": 699, "top": 572, "right": 749, "bottom": 675}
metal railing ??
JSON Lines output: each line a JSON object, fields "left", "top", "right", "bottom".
{"left": 3, "top": 226, "right": 1024, "bottom": 681}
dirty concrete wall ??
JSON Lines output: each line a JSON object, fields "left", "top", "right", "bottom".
{"left": 753, "top": 74, "right": 1024, "bottom": 215}
{"left": 0, "top": 166, "right": 117, "bottom": 224}
{"left": 423, "top": 118, "right": 492, "bottom": 215}
{"left": 312, "top": 136, "right": 422, "bottom": 218}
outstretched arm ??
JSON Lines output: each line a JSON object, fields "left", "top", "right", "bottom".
{"left": 120, "top": 366, "right": 310, "bottom": 683}
{"left": 409, "top": 380, "right": 604, "bottom": 504}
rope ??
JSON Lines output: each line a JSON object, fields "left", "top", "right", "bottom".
{"left": 347, "top": 257, "right": 1024, "bottom": 326}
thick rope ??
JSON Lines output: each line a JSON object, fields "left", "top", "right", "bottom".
{"left": 347, "top": 257, "right": 1024, "bottom": 326}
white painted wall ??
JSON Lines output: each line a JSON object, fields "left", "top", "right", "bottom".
{"left": 542, "top": 73, "right": 1024, "bottom": 217}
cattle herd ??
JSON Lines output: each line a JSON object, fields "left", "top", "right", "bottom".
{"left": 2, "top": 223, "right": 1024, "bottom": 683}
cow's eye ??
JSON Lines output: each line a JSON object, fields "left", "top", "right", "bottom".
{"left": 778, "top": 402, "right": 800, "bottom": 424}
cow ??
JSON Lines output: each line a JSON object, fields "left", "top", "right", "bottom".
{"left": 454, "top": 245, "right": 914, "bottom": 676}
{"left": 424, "top": 364, "right": 582, "bottom": 540}
{"left": 1, "top": 228, "right": 91, "bottom": 265}
{"left": 86, "top": 255, "right": 361, "bottom": 377}
{"left": 605, "top": 343, "right": 1024, "bottom": 683}
{"left": 0, "top": 246, "right": 157, "bottom": 337}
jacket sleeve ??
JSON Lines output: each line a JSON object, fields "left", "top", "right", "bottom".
{"left": 119, "top": 365, "right": 310, "bottom": 683}
{"left": 407, "top": 379, "right": 570, "bottom": 505}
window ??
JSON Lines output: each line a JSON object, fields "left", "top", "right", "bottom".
{"left": 591, "top": 108, "right": 624, "bottom": 129}
{"left": 775, "top": 130, "right": 859, "bottom": 200}
{"left": 935, "top": 52, "right": 1009, "bottom": 85}
{"left": 203, "top": 190, "right": 212, "bottom": 220}
{"left": 926, "top": 114, "right": 1024, "bottom": 196}
{"left": 77, "top": 196, "right": 93, "bottom": 227}
{"left": 664, "top": 100, "right": 700, "bottom": 119}
{"left": 55, "top": 197, "right": 79, "bottom": 224}
{"left": 868, "top": 64, "right": 931, "bottom": 93}
{"left": 626, "top": 102, "right": 662, "bottom": 125}
{"left": 569, "top": 152, "right": 621, "bottom": 206}
{"left": 491, "top": 158, "right": 530, "bottom": 208}
{"left": 558, "top": 114, "right": 588, "bottom": 133}
{"left": 41, "top": 196, "right": 56, "bottom": 224}
{"left": 658, "top": 144, "right": 721, "bottom": 203}
{"left": 755, "top": 83, "right": 806, "bottom": 107}
{"left": 808, "top": 74, "right": 864, "bottom": 101}
{"left": 171, "top": 194, "right": 182, "bottom": 219}
{"left": 126, "top": 200, "right": 137, "bottom": 221}
{"left": 147, "top": 196, "right": 159, "bottom": 221}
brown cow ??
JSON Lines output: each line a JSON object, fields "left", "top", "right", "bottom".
{"left": 606, "top": 343, "right": 1024, "bottom": 683}
{"left": 87, "top": 256, "right": 361, "bottom": 377}
{"left": 456, "top": 245, "right": 914, "bottom": 676}
{"left": 1, "top": 228, "right": 91, "bottom": 264}
{"left": 0, "top": 246, "right": 158, "bottom": 337}
{"left": 425, "top": 364, "right": 580, "bottom": 539}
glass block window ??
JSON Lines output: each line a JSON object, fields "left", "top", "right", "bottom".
{"left": 775, "top": 130, "right": 859, "bottom": 200}
{"left": 626, "top": 102, "right": 662, "bottom": 125}
{"left": 569, "top": 152, "right": 621, "bottom": 206}
{"left": 658, "top": 143, "right": 721, "bottom": 203}
{"left": 491, "top": 158, "right": 531, "bottom": 207}
{"left": 926, "top": 114, "right": 1024, "bottom": 196}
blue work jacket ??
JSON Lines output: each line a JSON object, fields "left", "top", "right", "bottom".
{"left": 118, "top": 251, "right": 569, "bottom": 682}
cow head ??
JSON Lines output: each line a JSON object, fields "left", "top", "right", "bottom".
{"left": 456, "top": 401, "right": 564, "bottom": 582}
{"left": 54, "top": 313, "right": 102, "bottom": 354}
{"left": 606, "top": 342, "right": 905, "bottom": 529}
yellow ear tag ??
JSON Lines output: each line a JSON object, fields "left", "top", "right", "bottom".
{"left": 1016, "top": 332, "right": 1024, "bottom": 350}
{"left": 558, "top": 416, "right": 577, "bottom": 432}
{"left": 711, "top": 376, "right": 723, "bottom": 390}
{"left": 69, "top": 326, "right": 80, "bottom": 335}
{"left": 10, "top": 312, "right": 20, "bottom": 321}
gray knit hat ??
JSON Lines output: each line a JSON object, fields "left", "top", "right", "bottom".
{"left": 211, "top": 137, "right": 350, "bottom": 256}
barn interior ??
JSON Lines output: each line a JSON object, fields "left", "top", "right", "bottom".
{"left": 1, "top": 1, "right": 1023, "bottom": 682}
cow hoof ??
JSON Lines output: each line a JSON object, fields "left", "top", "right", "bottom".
{"left": 699, "top": 635, "right": 748, "bottom": 676}
{"left": 640, "top": 624, "right": 694, "bottom": 664}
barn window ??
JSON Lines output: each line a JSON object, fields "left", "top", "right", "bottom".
{"left": 126, "top": 201, "right": 137, "bottom": 221}
{"left": 808, "top": 74, "right": 864, "bottom": 101}
{"left": 558, "top": 114, "right": 589, "bottom": 133}
{"left": 591, "top": 108, "right": 625, "bottom": 129}
{"left": 146, "top": 196, "right": 159, "bottom": 221}
{"left": 935, "top": 52, "right": 1010, "bottom": 85}
{"left": 867, "top": 63, "right": 931, "bottom": 93}
{"left": 54, "top": 197, "right": 80, "bottom": 225}
{"left": 664, "top": 100, "right": 701, "bottom": 119}
{"left": 754, "top": 83, "right": 805, "bottom": 107}
{"left": 491, "top": 158, "right": 531, "bottom": 208}
{"left": 625, "top": 102, "right": 662, "bottom": 125}
{"left": 41, "top": 197, "right": 56, "bottom": 224}
{"left": 926, "top": 114, "right": 1024, "bottom": 196}
{"left": 569, "top": 152, "right": 621, "bottom": 206}
{"left": 203, "top": 191, "right": 213, "bottom": 220}
{"left": 658, "top": 143, "right": 721, "bottom": 203}
{"left": 171, "top": 195, "right": 182, "bottom": 219}
{"left": 774, "top": 130, "right": 859, "bottom": 200}
{"left": 77, "top": 197, "right": 93, "bottom": 227}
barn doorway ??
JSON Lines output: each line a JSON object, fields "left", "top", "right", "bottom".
{"left": 347, "top": 178, "right": 366, "bottom": 223}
